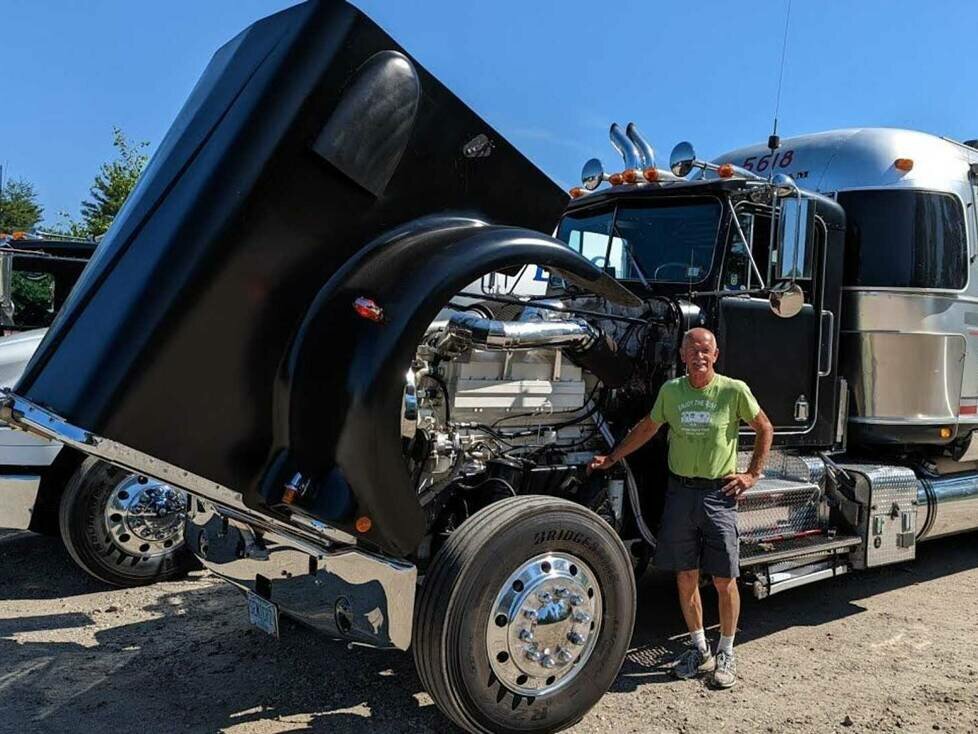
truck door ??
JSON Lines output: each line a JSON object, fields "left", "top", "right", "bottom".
{"left": 715, "top": 201, "right": 822, "bottom": 435}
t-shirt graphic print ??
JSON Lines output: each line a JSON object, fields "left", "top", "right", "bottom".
{"left": 650, "top": 374, "right": 760, "bottom": 479}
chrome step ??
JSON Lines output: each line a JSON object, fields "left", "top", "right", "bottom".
{"left": 740, "top": 532, "right": 862, "bottom": 567}
{"left": 751, "top": 559, "right": 850, "bottom": 599}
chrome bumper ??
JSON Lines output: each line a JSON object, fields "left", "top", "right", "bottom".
{"left": 0, "top": 474, "right": 41, "bottom": 530}
{"left": 187, "top": 503, "right": 416, "bottom": 650}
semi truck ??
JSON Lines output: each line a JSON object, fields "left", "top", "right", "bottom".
{"left": 1, "top": 2, "right": 976, "bottom": 732}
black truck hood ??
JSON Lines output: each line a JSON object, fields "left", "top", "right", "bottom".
{"left": 15, "top": 0, "right": 568, "bottom": 523}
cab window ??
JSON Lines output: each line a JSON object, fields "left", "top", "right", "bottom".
{"left": 837, "top": 189, "right": 967, "bottom": 289}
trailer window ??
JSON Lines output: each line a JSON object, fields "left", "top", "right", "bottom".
{"left": 838, "top": 190, "right": 967, "bottom": 289}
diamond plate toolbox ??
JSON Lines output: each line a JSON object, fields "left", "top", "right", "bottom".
{"left": 842, "top": 464, "right": 918, "bottom": 569}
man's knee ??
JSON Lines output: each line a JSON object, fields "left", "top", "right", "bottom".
{"left": 676, "top": 569, "right": 699, "bottom": 590}
{"left": 713, "top": 576, "right": 737, "bottom": 594}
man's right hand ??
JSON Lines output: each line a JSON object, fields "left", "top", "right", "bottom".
{"left": 588, "top": 454, "right": 618, "bottom": 474}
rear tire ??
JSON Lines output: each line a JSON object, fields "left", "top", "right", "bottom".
{"left": 59, "top": 458, "right": 195, "bottom": 586}
{"left": 414, "top": 496, "right": 635, "bottom": 733}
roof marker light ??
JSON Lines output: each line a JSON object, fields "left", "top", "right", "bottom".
{"left": 642, "top": 167, "right": 659, "bottom": 182}
{"left": 355, "top": 515, "right": 373, "bottom": 533}
{"left": 622, "top": 169, "right": 639, "bottom": 184}
{"left": 716, "top": 163, "right": 735, "bottom": 178}
{"left": 569, "top": 187, "right": 585, "bottom": 198}
{"left": 353, "top": 296, "right": 384, "bottom": 322}
{"left": 608, "top": 172, "right": 624, "bottom": 186}
{"left": 894, "top": 158, "right": 914, "bottom": 172}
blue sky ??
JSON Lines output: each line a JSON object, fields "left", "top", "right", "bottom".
{"left": 3, "top": 0, "right": 976, "bottom": 227}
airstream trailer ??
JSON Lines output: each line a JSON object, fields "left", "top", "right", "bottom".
{"left": 1, "top": 2, "right": 978, "bottom": 732}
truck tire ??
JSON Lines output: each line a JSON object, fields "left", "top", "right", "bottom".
{"left": 59, "top": 457, "right": 195, "bottom": 586}
{"left": 414, "top": 496, "right": 636, "bottom": 733}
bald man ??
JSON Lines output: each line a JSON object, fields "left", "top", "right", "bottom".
{"left": 590, "top": 327, "right": 773, "bottom": 689}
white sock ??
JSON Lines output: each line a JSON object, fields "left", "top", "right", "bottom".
{"left": 690, "top": 628, "right": 709, "bottom": 654}
{"left": 718, "top": 634, "right": 735, "bottom": 656}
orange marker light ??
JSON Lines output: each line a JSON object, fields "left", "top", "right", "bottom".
{"left": 355, "top": 515, "right": 373, "bottom": 533}
{"left": 939, "top": 426, "right": 952, "bottom": 440}
{"left": 609, "top": 172, "right": 624, "bottom": 186}
{"left": 622, "top": 169, "right": 639, "bottom": 184}
{"left": 11, "top": 231, "right": 26, "bottom": 240}
{"left": 569, "top": 187, "right": 585, "bottom": 198}
{"left": 717, "top": 163, "right": 734, "bottom": 178}
{"left": 642, "top": 167, "right": 659, "bottom": 182}
{"left": 894, "top": 158, "right": 914, "bottom": 172}
{"left": 353, "top": 296, "right": 384, "bottom": 322}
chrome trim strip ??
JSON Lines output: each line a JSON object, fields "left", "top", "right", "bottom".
{"left": 0, "top": 474, "right": 42, "bottom": 530}
{"left": 0, "top": 391, "right": 357, "bottom": 547}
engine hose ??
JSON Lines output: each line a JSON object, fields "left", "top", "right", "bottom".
{"left": 597, "top": 414, "right": 657, "bottom": 549}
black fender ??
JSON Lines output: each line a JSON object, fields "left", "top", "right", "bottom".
{"left": 268, "top": 215, "right": 638, "bottom": 557}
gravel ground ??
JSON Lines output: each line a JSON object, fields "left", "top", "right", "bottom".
{"left": 1, "top": 528, "right": 976, "bottom": 734}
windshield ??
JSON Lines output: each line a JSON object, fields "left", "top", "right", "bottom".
{"left": 556, "top": 199, "right": 722, "bottom": 283}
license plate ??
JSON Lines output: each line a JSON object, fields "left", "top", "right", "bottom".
{"left": 246, "top": 592, "right": 279, "bottom": 637}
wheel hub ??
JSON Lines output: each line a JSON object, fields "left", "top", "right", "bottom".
{"left": 103, "top": 475, "right": 187, "bottom": 557}
{"left": 486, "top": 553, "right": 602, "bottom": 697}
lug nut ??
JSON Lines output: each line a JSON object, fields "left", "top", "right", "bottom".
{"left": 542, "top": 656, "right": 556, "bottom": 669}
{"left": 524, "top": 609, "right": 538, "bottom": 621}
{"left": 554, "top": 587, "right": 569, "bottom": 598}
{"left": 568, "top": 631, "right": 585, "bottom": 645}
{"left": 557, "top": 648, "right": 574, "bottom": 663}
{"left": 569, "top": 594, "right": 584, "bottom": 606}
{"left": 519, "top": 628, "right": 534, "bottom": 642}
{"left": 573, "top": 611, "right": 592, "bottom": 624}
{"left": 537, "top": 591, "right": 552, "bottom": 603}
{"left": 525, "top": 648, "right": 543, "bottom": 662}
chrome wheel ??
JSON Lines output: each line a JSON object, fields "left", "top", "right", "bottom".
{"left": 103, "top": 475, "right": 187, "bottom": 557}
{"left": 485, "top": 552, "right": 603, "bottom": 697}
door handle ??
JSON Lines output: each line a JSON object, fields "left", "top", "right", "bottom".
{"left": 818, "top": 310, "right": 834, "bottom": 377}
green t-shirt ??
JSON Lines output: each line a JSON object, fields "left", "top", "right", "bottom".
{"left": 650, "top": 373, "right": 760, "bottom": 479}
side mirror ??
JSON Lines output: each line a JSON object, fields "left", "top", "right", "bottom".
{"left": 776, "top": 197, "right": 813, "bottom": 280}
{"left": 669, "top": 141, "right": 697, "bottom": 177}
{"left": 769, "top": 281, "right": 805, "bottom": 318}
{"left": 581, "top": 158, "right": 605, "bottom": 191}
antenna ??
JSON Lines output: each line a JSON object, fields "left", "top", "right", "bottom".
{"left": 767, "top": 0, "right": 793, "bottom": 165}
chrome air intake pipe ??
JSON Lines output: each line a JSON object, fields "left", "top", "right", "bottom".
{"left": 916, "top": 471, "right": 978, "bottom": 541}
{"left": 445, "top": 311, "right": 633, "bottom": 387}
{"left": 447, "top": 311, "right": 600, "bottom": 351}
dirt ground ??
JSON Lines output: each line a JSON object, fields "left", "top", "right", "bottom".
{"left": 1, "top": 528, "right": 976, "bottom": 734}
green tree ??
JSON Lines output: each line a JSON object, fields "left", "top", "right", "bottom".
{"left": 75, "top": 127, "right": 150, "bottom": 237}
{"left": 0, "top": 178, "right": 43, "bottom": 233}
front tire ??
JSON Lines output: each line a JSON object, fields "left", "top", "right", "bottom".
{"left": 414, "top": 496, "right": 636, "bottom": 733}
{"left": 59, "top": 458, "right": 196, "bottom": 586}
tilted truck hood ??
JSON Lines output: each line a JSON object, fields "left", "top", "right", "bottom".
{"left": 10, "top": 0, "right": 576, "bottom": 554}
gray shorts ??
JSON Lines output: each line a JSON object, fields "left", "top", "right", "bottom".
{"left": 653, "top": 474, "right": 740, "bottom": 579}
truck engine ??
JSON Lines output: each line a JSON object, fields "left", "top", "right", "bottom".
{"left": 404, "top": 286, "right": 678, "bottom": 560}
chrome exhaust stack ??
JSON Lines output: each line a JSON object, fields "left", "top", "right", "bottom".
{"left": 625, "top": 122, "right": 655, "bottom": 169}
{"left": 609, "top": 123, "right": 643, "bottom": 170}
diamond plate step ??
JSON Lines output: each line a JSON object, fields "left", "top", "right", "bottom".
{"left": 741, "top": 532, "right": 862, "bottom": 567}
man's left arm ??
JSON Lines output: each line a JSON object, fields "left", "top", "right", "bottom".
{"left": 722, "top": 407, "right": 774, "bottom": 498}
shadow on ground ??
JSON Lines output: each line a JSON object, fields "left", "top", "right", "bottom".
{"left": 1, "top": 528, "right": 975, "bottom": 732}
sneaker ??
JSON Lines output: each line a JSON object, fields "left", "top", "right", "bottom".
{"left": 712, "top": 650, "right": 737, "bottom": 688}
{"left": 673, "top": 646, "right": 715, "bottom": 679}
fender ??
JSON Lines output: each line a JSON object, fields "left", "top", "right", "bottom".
{"left": 266, "top": 216, "right": 638, "bottom": 556}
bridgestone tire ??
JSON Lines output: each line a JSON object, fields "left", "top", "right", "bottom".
{"left": 414, "top": 496, "right": 636, "bottom": 733}
{"left": 59, "top": 458, "right": 195, "bottom": 587}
